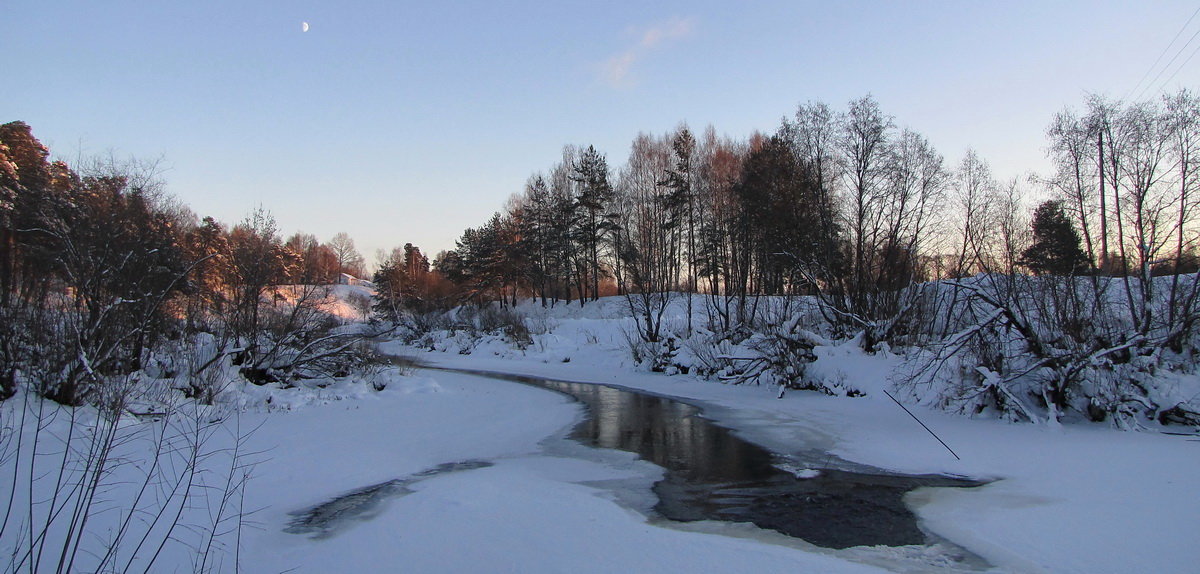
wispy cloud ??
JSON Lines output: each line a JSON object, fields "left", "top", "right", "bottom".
{"left": 600, "top": 17, "right": 695, "bottom": 88}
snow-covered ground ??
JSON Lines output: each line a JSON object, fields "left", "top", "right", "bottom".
{"left": 372, "top": 295, "right": 1200, "bottom": 574}
{"left": 5, "top": 294, "right": 1198, "bottom": 573}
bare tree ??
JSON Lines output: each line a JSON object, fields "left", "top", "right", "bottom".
{"left": 783, "top": 101, "right": 843, "bottom": 283}
{"left": 227, "top": 208, "right": 289, "bottom": 359}
{"left": 287, "top": 232, "right": 339, "bottom": 284}
{"left": 838, "top": 95, "right": 894, "bottom": 318}
{"left": 327, "top": 231, "right": 366, "bottom": 279}
{"left": 695, "top": 129, "right": 746, "bottom": 333}
{"left": 615, "top": 132, "right": 676, "bottom": 345}
{"left": 1162, "top": 89, "right": 1200, "bottom": 346}
{"left": 549, "top": 146, "right": 583, "bottom": 303}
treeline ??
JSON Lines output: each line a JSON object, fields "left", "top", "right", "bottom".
{"left": 0, "top": 121, "right": 386, "bottom": 405}
{"left": 433, "top": 96, "right": 961, "bottom": 339}
{"left": 425, "top": 92, "right": 1200, "bottom": 424}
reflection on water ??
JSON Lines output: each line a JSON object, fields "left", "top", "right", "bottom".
{"left": 467, "top": 371, "right": 982, "bottom": 550}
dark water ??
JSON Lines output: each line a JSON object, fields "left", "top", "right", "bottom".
{"left": 285, "top": 460, "right": 493, "bottom": 539}
{"left": 449, "top": 369, "right": 983, "bottom": 550}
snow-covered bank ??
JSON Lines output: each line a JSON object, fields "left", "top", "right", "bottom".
{"left": 384, "top": 295, "right": 1200, "bottom": 574}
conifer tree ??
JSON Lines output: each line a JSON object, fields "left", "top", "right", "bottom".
{"left": 571, "top": 145, "right": 614, "bottom": 302}
{"left": 372, "top": 246, "right": 408, "bottom": 320}
{"left": 1020, "top": 200, "right": 1090, "bottom": 276}
{"left": 660, "top": 127, "right": 697, "bottom": 332}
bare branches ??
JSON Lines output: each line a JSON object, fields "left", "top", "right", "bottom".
{"left": 1, "top": 379, "right": 256, "bottom": 573}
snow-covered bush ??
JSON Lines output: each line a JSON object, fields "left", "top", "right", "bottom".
{"left": 524, "top": 305, "right": 558, "bottom": 336}
{"left": 230, "top": 285, "right": 379, "bottom": 385}
{"left": 686, "top": 295, "right": 858, "bottom": 394}
{"left": 682, "top": 332, "right": 737, "bottom": 377}
{"left": 894, "top": 273, "right": 1200, "bottom": 426}
{"left": 474, "top": 305, "right": 533, "bottom": 349}
{"left": 398, "top": 303, "right": 538, "bottom": 354}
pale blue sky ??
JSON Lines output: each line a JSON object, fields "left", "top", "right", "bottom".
{"left": 5, "top": 1, "right": 1200, "bottom": 262}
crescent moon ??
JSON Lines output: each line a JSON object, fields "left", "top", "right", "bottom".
{"left": 302, "top": 21, "right": 310, "bottom": 32}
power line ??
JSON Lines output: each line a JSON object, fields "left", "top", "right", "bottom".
{"left": 883, "top": 390, "right": 961, "bottom": 461}
{"left": 1126, "top": 4, "right": 1200, "bottom": 101}
{"left": 1155, "top": 30, "right": 1200, "bottom": 95}
{"left": 1134, "top": 12, "right": 1200, "bottom": 102}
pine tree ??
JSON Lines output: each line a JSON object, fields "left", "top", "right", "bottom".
{"left": 519, "top": 175, "right": 555, "bottom": 305}
{"left": 372, "top": 247, "right": 408, "bottom": 320}
{"left": 1020, "top": 200, "right": 1090, "bottom": 276}
{"left": 571, "top": 145, "right": 614, "bottom": 302}
{"left": 0, "top": 121, "right": 53, "bottom": 304}
{"left": 659, "top": 127, "right": 697, "bottom": 333}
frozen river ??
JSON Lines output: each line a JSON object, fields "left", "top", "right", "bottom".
{"left": 434, "top": 368, "right": 984, "bottom": 550}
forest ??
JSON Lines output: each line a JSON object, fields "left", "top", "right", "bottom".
{"left": 0, "top": 119, "right": 393, "bottom": 406}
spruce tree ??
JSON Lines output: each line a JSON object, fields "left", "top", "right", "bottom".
{"left": 1020, "top": 200, "right": 1090, "bottom": 275}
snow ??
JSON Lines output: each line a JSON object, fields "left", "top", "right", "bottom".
{"left": 376, "top": 294, "right": 1200, "bottom": 574}
{"left": 234, "top": 371, "right": 889, "bottom": 574}
{"left": 266, "top": 283, "right": 376, "bottom": 323}
{"left": 6, "top": 292, "right": 1200, "bottom": 573}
